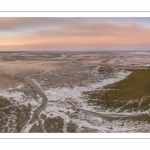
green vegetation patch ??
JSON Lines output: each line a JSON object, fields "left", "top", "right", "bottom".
{"left": 85, "top": 69, "right": 150, "bottom": 112}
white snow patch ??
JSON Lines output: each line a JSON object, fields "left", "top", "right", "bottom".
{"left": 146, "top": 64, "right": 150, "bottom": 67}
{"left": 22, "top": 123, "right": 34, "bottom": 133}
{"left": 45, "top": 70, "right": 131, "bottom": 107}
{"left": 16, "top": 84, "right": 24, "bottom": 89}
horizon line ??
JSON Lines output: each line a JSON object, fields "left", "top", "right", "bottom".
{"left": 0, "top": 50, "right": 150, "bottom": 53}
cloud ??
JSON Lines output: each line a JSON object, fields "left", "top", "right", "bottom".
{"left": 0, "top": 18, "right": 91, "bottom": 32}
{"left": 1, "top": 18, "right": 150, "bottom": 51}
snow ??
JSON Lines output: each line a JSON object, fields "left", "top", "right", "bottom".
{"left": 41, "top": 70, "right": 150, "bottom": 132}
{"left": 146, "top": 64, "right": 150, "bottom": 67}
{"left": 22, "top": 123, "right": 34, "bottom": 133}
{"left": 44, "top": 70, "right": 131, "bottom": 109}
{"left": 2, "top": 68, "right": 149, "bottom": 132}
{"left": 16, "top": 84, "right": 24, "bottom": 89}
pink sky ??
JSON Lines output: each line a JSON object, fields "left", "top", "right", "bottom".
{"left": 0, "top": 18, "right": 150, "bottom": 51}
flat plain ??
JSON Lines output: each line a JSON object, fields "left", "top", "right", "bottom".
{"left": 1, "top": 51, "right": 150, "bottom": 133}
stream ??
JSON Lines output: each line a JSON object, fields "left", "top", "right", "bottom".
{"left": 22, "top": 75, "right": 48, "bottom": 133}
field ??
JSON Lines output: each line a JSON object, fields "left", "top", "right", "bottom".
{"left": 1, "top": 51, "right": 150, "bottom": 132}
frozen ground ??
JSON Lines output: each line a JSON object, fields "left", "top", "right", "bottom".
{"left": 1, "top": 51, "right": 150, "bottom": 132}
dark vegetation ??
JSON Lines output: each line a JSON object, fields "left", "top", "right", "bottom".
{"left": 85, "top": 69, "right": 150, "bottom": 112}
{"left": 43, "top": 116, "right": 64, "bottom": 133}
{"left": 0, "top": 103, "right": 31, "bottom": 133}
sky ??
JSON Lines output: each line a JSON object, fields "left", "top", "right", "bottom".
{"left": 1, "top": 17, "right": 150, "bottom": 51}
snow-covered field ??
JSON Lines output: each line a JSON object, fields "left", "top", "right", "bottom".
{"left": 38, "top": 70, "right": 150, "bottom": 132}
{"left": 0, "top": 82, "right": 42, "bottom": 132}
{"left": 0, "top": 83, "right": 41, "bottom": 107}
{"left": 1, "top": 51, "right": 150, "bottom": 133}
